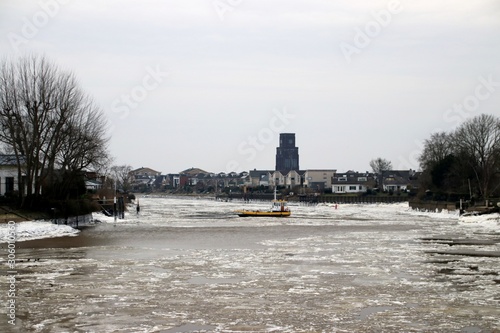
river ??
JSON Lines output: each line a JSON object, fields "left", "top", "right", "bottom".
{"left": 1, "top": 197, "right": 499, "bottom": 332}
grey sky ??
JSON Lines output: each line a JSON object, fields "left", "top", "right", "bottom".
{"left": 1, "top": 0, "right": 499, "bottom": 175}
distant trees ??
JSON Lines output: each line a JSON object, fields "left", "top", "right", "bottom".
{"left": 369, "top": 158, "right": 392, "bottom": 191}
{"left": 110, "top": 165, "right": 133, "bottom": 192}
{"left": 454, "top": 114, "right": 500, "bottom": 199}
{"left": 418, "top": 114, "right": 500, "bottom": 201}
{"left": 418, "top": 132, "right": 453, "bottom": 172}
{"left": 0, "top": 54, "right": 110, "bottom": 207}
{"left": 369, "top": 158, "right": 392, "bottom": 174}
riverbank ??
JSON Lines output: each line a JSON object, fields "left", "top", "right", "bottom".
{"left": 0, "top": 220, "right": 80, "bottom": 243}
{"left": 409, "top": 199, "right": 500, "bottom": 215}
{"left": 0, "top": 205, "right": 50, "bottom": 223}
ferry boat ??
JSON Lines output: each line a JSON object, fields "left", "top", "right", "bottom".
{"left": 236, "top": 190, "right": 291, "bottom": 217}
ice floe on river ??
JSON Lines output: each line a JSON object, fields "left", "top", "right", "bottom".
{"left": 1, "top": 200, "right": 499, "bottom": 243}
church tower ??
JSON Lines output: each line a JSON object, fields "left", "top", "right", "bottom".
{"left": 275, "top": 133, "right": 299, "bottom": 173}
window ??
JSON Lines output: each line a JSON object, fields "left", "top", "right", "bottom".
{"left": 338, "top": 177, "right": 347, "bottom": 182}
{"left": 357, "top": 177, "right": 367, "bottom": 182}
{"left": 349, "top": 186, "right": 356, "bottom": 191}
{"left": 6, "top": 177, "right": 14, "bottom": 194}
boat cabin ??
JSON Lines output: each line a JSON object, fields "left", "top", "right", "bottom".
{"left": 271, "top": 200, "right": 289, "bottom": 212}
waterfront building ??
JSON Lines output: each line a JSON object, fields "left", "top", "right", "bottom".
{"left": 0, "top": 155, "right": 21, "bottom": 196}
{"left": 332, "top": 171, "right": 375, "bottom": 194}
{"left": 303, "top": 169, "right": 337, "bottom": 191}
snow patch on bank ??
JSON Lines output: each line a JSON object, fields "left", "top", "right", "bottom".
{"left": 0, "top": 220, "right": 80, "bottom": 243}
{"left": 459, "top": 212, "right": 500, "bottom": 232}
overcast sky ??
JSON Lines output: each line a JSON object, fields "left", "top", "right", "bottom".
{"left": 1, "top": 0, "right": 499, "bottom": 174}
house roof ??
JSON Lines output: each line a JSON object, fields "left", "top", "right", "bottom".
{"left": 259, "top": 174, "right": 270, "bottom": 182}
{"left": 130, "top": 167, "right": 161, "bottom": 175}
{"left": 381, "top": 170, "right": 415, "bottom": 186}
{"left": 382, "top": 170, "right": 412, "bottom": 178}
{"left": 335, "top": 172, "right": 374, "bottom": 178}
{"left": 180, "top": 167, "right": 209, "bottom": 175}
{"left": 249, "top": 170, "right": 273, "bottom": 177}
{"left": 383, "top": 176, "right": 409, "bottom": 185}
{"left": 337, "top": 170, "right": 373, "bottom": 176}
{"left": 0, "top": 155, "right": 25, "bottom": 166}
{"left": 332, "top": 171, "right": 375, "bottom": 185}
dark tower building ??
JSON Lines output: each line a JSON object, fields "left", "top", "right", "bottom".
{"left": 275, "top": 133, "right": 299, "bottom": 173}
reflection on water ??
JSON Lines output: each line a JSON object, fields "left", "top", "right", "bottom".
{"left": 1, "top": 198, "right": 499, "bottom": 333}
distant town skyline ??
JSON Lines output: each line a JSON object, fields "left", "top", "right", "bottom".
{"left": 1, "top": 1, "right": 499, "bottom": 174}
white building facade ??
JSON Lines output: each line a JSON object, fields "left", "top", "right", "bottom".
{"left": 0, "top": 155, "right": 21, "bottom": 196}
{"left": 303, "top": 169, "right": 337, "bottom": 191}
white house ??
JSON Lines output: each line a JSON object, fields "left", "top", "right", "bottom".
{"left": 284, "top": 170, "right": 304, "bottom": 189}
{"left": 271, "top": 171, "right": 285, "bottom": 187}
{"left": 382, "top": 170, "right": 413, "bottom": 192}
{"left": 248, "top": 170, "right": 273, "bottom": 187}
{"left": 85, "top": 179, "right": 103, "bottom": 191}
{"left": 332, "top": 171, "right": 375, "bottom": 194}
{"left": 303, "top": 169, "right": 337, "bottom": 191}
{"left": 0, "top": 155, "right": 21, "bottom": 196}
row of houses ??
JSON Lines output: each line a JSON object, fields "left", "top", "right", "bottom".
{"left": 126, "top": 167, "right": 336, "bottom": 192}
{"left": 0, "top": 154, "right": 420, "bottom": 197}
{"left": 128, "top": 167, "right": 247, "bottom": 192}
{"left": 332, "top": 170, "right": 419, "bottom": 193}
{"left": 246, "top": 169, "right": 419, "bottom": 193}
{"left": 127, "top": 167, "right": 420, "bottom": 194}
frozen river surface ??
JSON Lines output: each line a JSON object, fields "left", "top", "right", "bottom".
{"left": 1, "top": 197, "right": 500, "bottom": 332}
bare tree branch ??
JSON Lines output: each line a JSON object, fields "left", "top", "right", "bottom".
{"left": 0, "top": 54, "right": 110, "bottom": 206}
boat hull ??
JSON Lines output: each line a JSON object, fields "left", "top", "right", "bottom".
{"left": 236, "top": 210, "right": 291, "bottom": 217}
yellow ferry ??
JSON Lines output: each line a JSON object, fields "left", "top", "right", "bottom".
{"left": 236, "top": 190, "right": 291, "bottom": 217}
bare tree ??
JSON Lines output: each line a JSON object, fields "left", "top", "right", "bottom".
{"left": 110, "top": 165, "right": 133, "bottom": 192}
{"left": 57, "top": 98, "right": 110, "bottom": 172}
{"left": 369, "top": 158, "right": 392, "bottom": 174}
{"left": 0, "top": 54, "right": 110, "bottom": 206}
{"left": 453, "top": 114, "right": 500, "bottom": 199}
{"left": 417, "top": 132, "right": 455, "bottom": 192}
{"left": 418, "top": 132, "right": 453, "bottom": 171}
